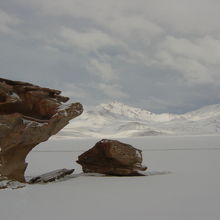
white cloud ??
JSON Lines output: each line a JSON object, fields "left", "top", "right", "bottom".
{"left": 2, "top": 0, "right": 220, "bottom": 112}
{"left": 59, "top": 27, "right": 124, "bottom": 54}
{"left": 17, "top": 0, "right": 220, "bottom": 86}
{"left": 98, "top": 83, "right": 128, "bottom": 99}
{"left": 0, "top": 9, "right": 20, "bottom": 35}
{"left": 88, "top": 59, "right": 118, "bottom": 82}
{"left": 17, "top": 0, "right": 220, "bottom": 34}
{"left": 143, "top": 0, "right": 220, "bottom": 34}
{"left": 161, "top": 36, "right": 220, "bottom": 65}
{"left": 154, "top": 35, "right": 220, "bottom": 85}
{"left": 107, "top": 15, "right": 163, "bottom": 40}
{"left": 61, "top": 83, "right": 88, "bottom": 99}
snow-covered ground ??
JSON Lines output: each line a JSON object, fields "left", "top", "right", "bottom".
{"left": 1, "top": 135, "right": 220, "bottom": 220}
{"left": 58, "top": 102, "right": 220, "bottom": 138}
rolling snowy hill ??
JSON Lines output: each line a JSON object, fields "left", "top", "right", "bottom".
{"left": 56, "top": 102, "right": 220, "bottom": 138}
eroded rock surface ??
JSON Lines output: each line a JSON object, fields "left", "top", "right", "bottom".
{"left": 0, "top": 78, "right": 83, "bottom": 182}
{"left": 77, "top": 139, "right": 147, "bottom": 176}
{"left": 29, "top": 168, "right": 74, "bottom": 184}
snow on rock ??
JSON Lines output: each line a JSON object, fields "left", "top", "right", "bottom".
{"left": 0, "top": 180, "right": 25, "bottom": 190}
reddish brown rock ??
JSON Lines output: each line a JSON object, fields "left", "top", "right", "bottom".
{"left": 0, "top": 78, "right": 83, "bottom": 183}
{"left": 77, "top": 139, "right": 147, "bottom": 176}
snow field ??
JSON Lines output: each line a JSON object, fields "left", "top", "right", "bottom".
{"left": 0, "top": 135, "right": 220, "bottom": 220}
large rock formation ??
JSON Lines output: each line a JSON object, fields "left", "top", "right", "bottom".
{"left": 77, "top": 139, "right": 147, "bottom": 176}
{"left": 0, "top": 78, "right": 83, "bottom": 182}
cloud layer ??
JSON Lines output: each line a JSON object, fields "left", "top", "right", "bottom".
{"left": 1, "top": 0, "right": 220, "bottom": 113}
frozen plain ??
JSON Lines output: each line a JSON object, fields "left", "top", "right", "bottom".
{"left": 1, "top": 135, "right": 220, "bottom": 220}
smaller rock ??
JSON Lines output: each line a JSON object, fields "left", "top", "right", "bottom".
{"left": 0, "top": 180, "right": 25, "bottom": 190}
{"left": 29, "top": 168, "right": 74, "bottom": 184}
{"left": 77, "top": 139, "right": 147, "bottom": 176}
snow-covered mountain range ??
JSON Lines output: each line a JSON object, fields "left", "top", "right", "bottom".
{"left": 57, "top": 102, "right": 220, "bottom": 138}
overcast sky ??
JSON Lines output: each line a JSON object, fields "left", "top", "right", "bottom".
{"left": 1, "top": 0, "right": 220, "bottom": 113}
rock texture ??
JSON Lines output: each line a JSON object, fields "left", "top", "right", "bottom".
{"left": 77, "top": 139, "right": 147, "bottom": 176}
{"left": 29, "top": 168, "right": 74, "bottom": 184}
{"left": 0, "top": 78, "right": 83, "bottom": 182}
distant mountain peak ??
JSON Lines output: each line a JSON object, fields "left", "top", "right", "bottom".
{"left": 60, "top": 102, "right": 220, "bottom": 138}
{"left": 97, "top": 101, "right": 153, "bottom": 120}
